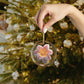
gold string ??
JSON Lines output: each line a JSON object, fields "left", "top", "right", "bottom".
{"left": 43, "top": 32, "right": 45, "bottom": 44}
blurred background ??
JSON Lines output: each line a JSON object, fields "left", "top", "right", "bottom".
{"left": 0, "top": 0, "right": 84, "bottom": 84}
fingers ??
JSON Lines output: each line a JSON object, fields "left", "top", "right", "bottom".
{"left": 35, "top": 4, "right": 57, "bottom": 33}
{"left": 43, "top": 17, "right": 56, "bottom": 33}
{"left": 35, "top": 5, "right": 48, "bottom": 31}
{"left": 35, "top": 9, "right": 41, "bottom": 25}
{"left": 37, "top": 9, "right": 48, "bottom": 31}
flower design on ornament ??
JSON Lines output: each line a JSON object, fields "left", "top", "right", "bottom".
{"left": 33, "top": 44, "right": 53, "bottom": 63}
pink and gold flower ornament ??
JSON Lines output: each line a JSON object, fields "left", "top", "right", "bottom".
{"left": 34, "top": 44, "right": 53, "bottom": 63}
{"left": 31, "top": 41, "right": 57, "bottom": 66}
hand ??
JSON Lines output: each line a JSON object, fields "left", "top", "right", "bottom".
{"left": 35, "top": 4, "right": 72, "bottom": 33}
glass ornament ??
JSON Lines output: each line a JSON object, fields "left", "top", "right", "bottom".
{"left": 31, "top": 40, "right": 57, "bottom": 66}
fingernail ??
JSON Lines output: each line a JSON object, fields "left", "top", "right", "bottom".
{"left": 44, "top": 28, "right": 47, "bottom": 33}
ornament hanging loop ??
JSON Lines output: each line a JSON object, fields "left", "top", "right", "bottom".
{"left": 43, "top": 32, "right": 45, "bottom": 44}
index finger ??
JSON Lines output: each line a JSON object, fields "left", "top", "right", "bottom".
{"left": 34, "top": 9, "right": 41, "bottom": 25}
{"left": 37, "top": 9, "right": 48, "bottom": 31}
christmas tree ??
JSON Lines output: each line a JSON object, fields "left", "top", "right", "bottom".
{"left": 0, "top": 0, "right": 84, "bottom": 84}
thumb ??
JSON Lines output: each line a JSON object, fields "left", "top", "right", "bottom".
{"left": 43, "top": 18, "right": 56, "bottom": 33}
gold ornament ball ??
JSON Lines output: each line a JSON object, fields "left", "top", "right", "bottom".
{"left": 21, "top": 41, "right": 25, "bottom": 44}
{"left": 24, "top": 78, "right": 29, "bottom": 83}
{"left": 22, "top": 71, "right": 29, "bottom": 77}
{"left": 82, "top": 47, "right": 84, "bottom": 53}
{"left": 4, "top": 65, "right": 11, "bottom": 71}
